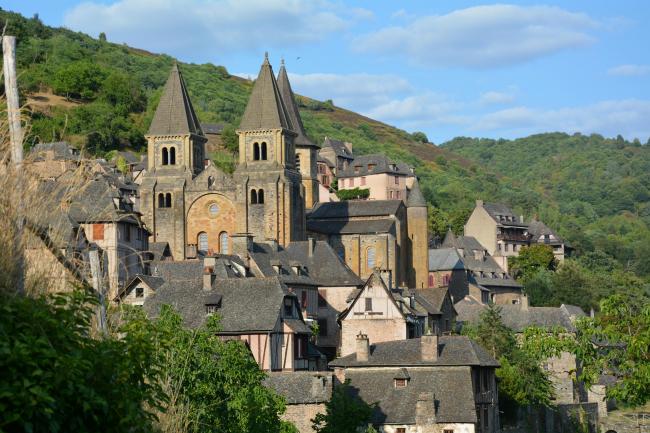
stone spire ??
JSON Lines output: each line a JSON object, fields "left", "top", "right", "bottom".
{"left": 239, "top": 54, "right": 293, "bottom": 131}
{"left": 148, "top": 63, "right": 203, "bottom": 136}
{"left": 276, "top": 61, "right": 317, "bottom": 147}
{"left": 406, "top": 178, "right": 427, "bottom": 207}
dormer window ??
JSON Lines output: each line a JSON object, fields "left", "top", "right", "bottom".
{"left": 273, "top": 265, "right": 281, "bottom": 274}
{"left": 368, "top": 163, "right": 376, "bottom": 171}
{"left": 135, "top": 287, "right": 144, "bottom": 298}
{"left": 205, "top": 304, "right": 218, "bottom": 315}
{"left": 284, "top": 298, "right": 293, "bottom": 317}
{"left": 354, "top": 165, "right": 361, "bottom": 174}
{"left": 292, "top": 265, "right": 300, "bottom": 275}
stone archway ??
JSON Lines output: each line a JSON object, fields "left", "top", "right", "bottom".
{"left": 186, "top": 193, "right": 236, "bottom": 254}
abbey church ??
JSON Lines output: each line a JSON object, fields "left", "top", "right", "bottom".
{"left": 140, "top": 55, "right": 311, "bottom": 260}
{"left": 138, "top": 54, "right": 428, "bottom": 291}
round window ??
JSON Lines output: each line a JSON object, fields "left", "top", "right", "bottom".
{"left": 208, "top": 203, "right": 219, "bottom": 216}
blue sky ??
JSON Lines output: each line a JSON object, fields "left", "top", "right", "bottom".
{"left": 6, "top": 0, "right": 650, "bottom": 143}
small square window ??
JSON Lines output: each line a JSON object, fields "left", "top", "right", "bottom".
{"left": 396, "top": 428, "right": 406, "bottom": 433}
{"left": 365, "top": 298, "right": 373, "bottom": 312}
{"left": 135, "top": 287, "right": 144, "bottom": 298}
{"left": 205, "top": 304, "right": 218, "bottom": 315}
{"left": 394, "top": 379, "right": 407, "bottom": 388}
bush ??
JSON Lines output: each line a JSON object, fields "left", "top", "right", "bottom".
{"left": 336, "top": 187, "right": 370, "bottom": 201}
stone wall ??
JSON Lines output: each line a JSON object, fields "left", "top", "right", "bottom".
{"left": 282, "top": 403, "right": 326, "bottom": 433}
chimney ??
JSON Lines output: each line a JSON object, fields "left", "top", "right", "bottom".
{"left": 521, "top": 294, "right": 529, "bottom": 310}
{"left": 267, "top": 238, "right": 279, "bottom": 252}
{"left": 203, "top": 266, "right": 215, "bottom": 290}
{"left": 308, "top": 237, "right": 315, "bottom": 257}
{"left": 379, "top": 269, "right": 392, "bottom": 291}
{"left": 421, "top": 332, "right": 439, "bottom": 362}
{"left": 231, "top": 233, "right": 253, "bottom": 264}
{"left": 356, "top": 332, "right": 369, "bottom": 362}
{"left": 520, "top": 214, "right": 524, "bottom": 224}
{"left": 344, "top": 141, "right": 353, "bottom": 155}
{"left": 415, "top": 392, "right": 437, "bottom": 426}
{"left": 476, "top": 199, "right": 484, "bottom": 207}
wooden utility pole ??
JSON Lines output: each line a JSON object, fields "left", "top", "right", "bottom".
{"left": 3, "top": 34, "right": 25, "bottom": 295}
{"left": 89, "top": 249, "right": 108, "bottom": 335}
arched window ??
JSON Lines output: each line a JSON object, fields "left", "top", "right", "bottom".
{"left": 257, "top": 189, "right": 264, "bottom": 204}
{"left": 261, "top": 142, "right": 267, "bottom": 160}
{"left": 366, "top": 247, "right": 376, "bottom": 270}
{"left": 219, "top": 232, "right": 229, "bottom": 254}
{"left": 162, "top": 147, "right": 169, "bottom": 165}
{"left": 253, "top": 142, "right": 260, "bottom": 161}
{"left": 158, "top": 193, "right": 165, "bottom": 208}
{"left": 250, "top": 189, "right": 258, "bottom": 204}
{"left": 165, "top": 193, "right": 172, "bottom": 208}
{"left": 198, "top": 232, "right": 208, "bottom": 253}
{"left": 169, "top": 147, "right": 176, "bottom": 165}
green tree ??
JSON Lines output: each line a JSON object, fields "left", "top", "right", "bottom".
{"left": 0, "top": 290, "right": 165, "bottom": 433}
{"left": 220, "top": 124, "right": 239, "bottom": 153}
{"left": 312, "top": 380, "right": 375, "bottom": 433}
{"left": 575, "top": 294, "right": 650, "bottom": 407}
{"left": 509, "top": 244, "right": 557, "bottom": 282}
{"left": 52, "top": 61, "right": 106, "bottom": 100}
{"left": 99, "top": 32, "right": 107, "bottom": 42}
{"left": 101, "top": 72, "right": 146, "bottom": 112}
{"left": 411, "top": 131, "right": 429, "bottom": 143}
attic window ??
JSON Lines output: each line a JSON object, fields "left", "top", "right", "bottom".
{"left": 354, "top": 165, "right": 361, "bottom": 174}
{"left": 394, "top": 378, "right": 408, "bottom": 388}
{"left": 368, "top": 163, "right": 376, "bottom": 171}
{"left": 205, "top": 304, "right": 218, "bottom": 315}
{"left": 273, "top": 265, "right": 281, "bottom": 274}
{"left": 135, "top": 287, "right": 144, "bottom": 298}
{"left": 292, "top": 265, "right": 300, "bottom": 274}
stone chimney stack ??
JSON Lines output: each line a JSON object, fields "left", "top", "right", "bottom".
{"left": 421, "top": 332, "right": 439, "bottom": 362}
{"left": 356, "top": 332, "right": 369, "bottom": 362}
{"left": 203, "top": 266, "right": 215, "bottom": 290}
{"left": 231, "top": 233, "right": 253, "bottom": 266}
{"left": 308, "top": 237, "right": 315, "bottom": 257}
{"left": 415, "top": 392, "right": 437, "bottom": 426}
{"left": 267, "top": 238, "right": 279, "bottom": 252}
{"left": 521, "top": 294, "right": 529, "bottom": 310}
{"left": 520, "top": 214, "right": 524, "bottom": 223}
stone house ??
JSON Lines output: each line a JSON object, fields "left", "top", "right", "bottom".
{"left": 142, "top": 258, "right": 319, "bottom": 371}
{"left": 318, "top": 136, "right": 354, "bottom": 175}
{"left": 264, "top": 372, "right": 333, "bottom": 433}
{"left": 414, "top": 287, "right": 458, "bottom": 335}
{"left": 432, "top": 231, "right": 523, "bottom": 305}
{"left": 527, "top": 219, "right": 572, "bottom": 262}
{"left": 464, "top": 200, "right": 530, "bottom": 272}
{"left": 337, "top": 154, "right": 414, "bottom": 201}
{"left": 316, "top": 156, "right": 336, "bottom": 203}
{"left": 114, "top": 274, "right": 164, "bottom": 306}
{"left": 330, "top": 333, "right": 501, "bottom": 433}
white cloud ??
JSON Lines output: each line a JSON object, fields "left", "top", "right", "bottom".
{"left": 364, "top": 93, "right": 468, "bottom": 128}
{"left": 354, "top": 5, "right": 598, "bottom": 68}
{"left": 287, "top": 72, "right": 411, "bottom": 110}
{"left": 64, "top": 0, "right": 348, "bottom": 58}
{"left": 472, "top": 99, "right": 650, "bottom": 140}
{"left": 478, "top": 90, "right": 516, "bottom": 105}
{"left": 608, "top": 64, "right": 650, "bottom": 77}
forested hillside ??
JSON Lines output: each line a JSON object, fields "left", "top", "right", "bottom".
{"left": 2, "top": 9, "right": 649, "bottom": 308}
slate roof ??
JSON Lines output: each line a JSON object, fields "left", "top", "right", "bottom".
{"left": 482, "top": 202, "right": 527, "bottom": 227}
{"left": 428, "top": 248, "right": 464, "bottom": 271}
{"left": 143, "top": 274, "right": 301, "bottom": 332}
{"left": 330, "top": 335, "right": 499, "bottom": 368}
{"left": 406, "top": 179, "right": 426, "bottom": 207}
{"left": 264, "top": 372, "right": 333, "bottom": 404}
{"left": 344, "top": 367, "right": 477, "bottom": 425}
{"left": 307, "top": 219, "right": 395, "bottom": 235}
{"left": 115, "top": 274, "right": 165, "bottom": 300}
{"left": 454, "top": 300, "right": 586, "bottom": 333}
{"left": 148, "top": 242, "right": 172, "bottom": 261}
{"left": 249, "top": 242, "right": 319, "bottom": 287}
{"left": 322, "top": 137, "right": 354, "bottom": 159}
{"left": 338, "top": 154, "right": 411, "bottom": 178}
{"left": 112, "top": 151, "right": 140, "bottom": 165}
{"left": 414, "top": 288, "right": 452, "bottom": 315}
{"left": 30, "top": 141, "right": 80, "bottom": 161}
{"left": 277, "top": 62, "right": 317, "bottom": 148}
{"left": 239, "top": 54, "right": 293, "bottom": 131}
{"left": 151, "top": 260, "right": 204, "bottom": 281}
{"left": 148, "top": 64, "right": 203, "bottom": 136}
{"left": 309, "top": 200, "right": 403, "bottom": 219}
{"left": 528, "top": 219, "right": 567, "bottom": 245}
{"left": 284, "top": 241, "right": 363, "bottom": 287}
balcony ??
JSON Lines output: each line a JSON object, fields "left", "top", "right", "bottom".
{"left": 497, "top": 233, "right": 529, "bottom": 242}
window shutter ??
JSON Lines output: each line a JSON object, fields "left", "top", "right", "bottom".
{"left": 93, "top": 223, "right": 104, "bottom": 240}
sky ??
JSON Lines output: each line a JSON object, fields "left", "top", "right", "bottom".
{"left": 5, "top": 0, "right": 650, "bottom": 144}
